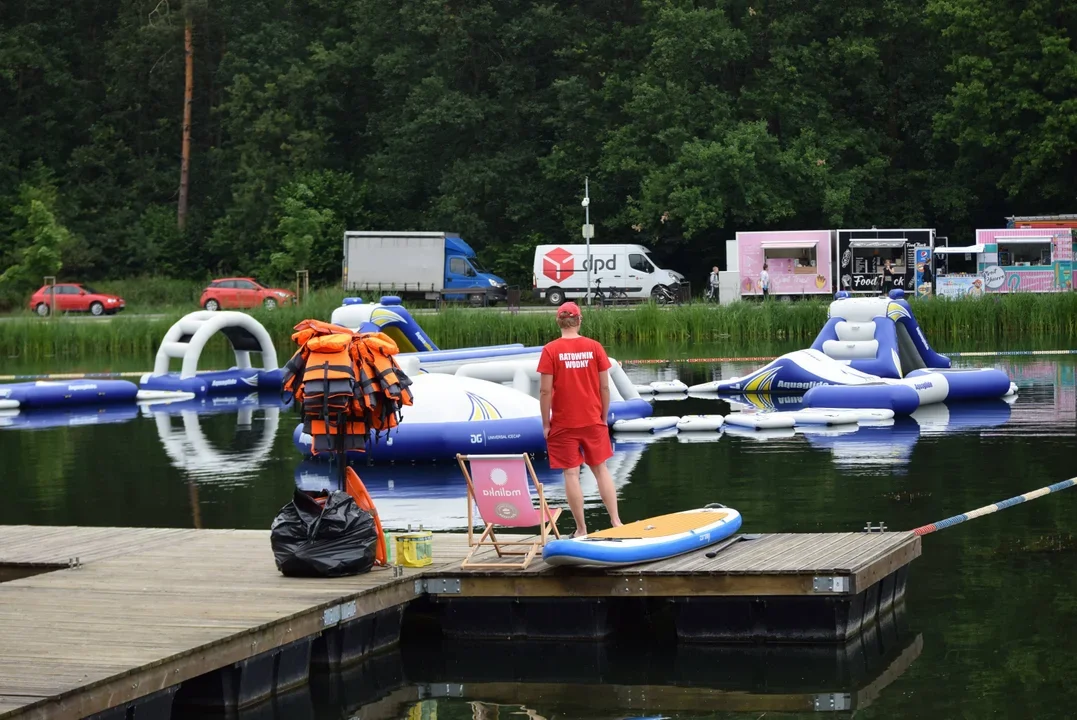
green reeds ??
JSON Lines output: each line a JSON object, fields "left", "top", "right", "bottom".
{"left": 3, "top": 294, "right": 1077, "bottom": 365}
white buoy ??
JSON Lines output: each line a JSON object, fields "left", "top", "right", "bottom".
{"left": 676, "top": 415, "right": 725, "bottom": 432}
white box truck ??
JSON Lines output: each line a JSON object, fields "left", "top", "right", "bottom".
{"left": 342, "top": 231, "right": 507, "bottom": 303}
{"left": 532, "top": 243, "right": 684, "bottom": 305}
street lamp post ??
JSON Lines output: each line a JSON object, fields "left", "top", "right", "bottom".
{"left": 582, "top": 177, "right": 592, "bottom": 305}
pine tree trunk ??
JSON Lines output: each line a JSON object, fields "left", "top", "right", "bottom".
{"left": 178, "top": 15, "right": 193, "bottom": 231}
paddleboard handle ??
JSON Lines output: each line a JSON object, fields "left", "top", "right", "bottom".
{"left": 705, "top": 503, "right": 727, "bottom": 509}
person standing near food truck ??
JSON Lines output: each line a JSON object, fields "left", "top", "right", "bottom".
{"left": 760, "top": 263, "right": 770, "bottom": 300}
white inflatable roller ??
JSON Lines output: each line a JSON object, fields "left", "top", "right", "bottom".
{"left": 789, "top": 409, "right": 862, "bottom": 426}
{"left": 723, "top": 411, "right": 796, "bottom": 430}
{"left": 612, "top": 416, "right": 680, "bottom": 433}
{"left": 800, "top": 407, "right": 895, "bottom": 424}
{"left": 0, "top": 399, "right": 19, "bottom": 410}
{"left": 676, "top": 415, "right": 725, "bottom": 432}
{"left": 633, "top": 380, "right": 688, "bottom": 394}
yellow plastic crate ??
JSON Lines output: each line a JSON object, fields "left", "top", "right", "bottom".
{"left": 394, "top": 531, "right": 433, "bottom": 567}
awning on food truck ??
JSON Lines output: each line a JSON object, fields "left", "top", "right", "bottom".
{"left": 993, "top": 237, "right": 1054, "bottom": 244}
{"left": 761, "top": 241, "right": 818, "bottom": 250}
{"left": 934, "top": 244, "right": 984, "bottom": 254}
{"left": 848, "top": 239, "right": 906, "bottom": 248}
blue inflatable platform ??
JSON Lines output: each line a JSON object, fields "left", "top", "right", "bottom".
{"left": 689, "top": 290, "right": 1016, "bottom": 414}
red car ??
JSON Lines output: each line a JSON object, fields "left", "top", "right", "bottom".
{"left": 199, "top": 277, "right": 296, "bottom": 311}
{"left": 28, "top": 283, "right": 125, "bottom": 317}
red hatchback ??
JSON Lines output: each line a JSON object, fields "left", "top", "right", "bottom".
{"left": 28, "top": 283, "right": 126, "bottom": 317}
{"left": 199, "top": 277, "right": 296, "bottom": 311}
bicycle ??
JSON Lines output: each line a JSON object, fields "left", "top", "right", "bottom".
{"left": 590, "top": 278, "right": 630, "bottom": 307}
{"left": 651, "top": 283, "right": 681, "bottom": 305}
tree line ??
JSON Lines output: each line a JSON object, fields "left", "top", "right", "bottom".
{"left": 1, "top": 0, "right": 1074, "bottom": 306}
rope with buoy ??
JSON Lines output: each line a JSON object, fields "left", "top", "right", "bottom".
{"left": 911, "top": 478, "right": 1077, "bottom": 536}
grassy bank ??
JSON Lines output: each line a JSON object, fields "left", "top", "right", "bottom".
{"left": 3, "top": 293, "right": 1077, "bottom": 365}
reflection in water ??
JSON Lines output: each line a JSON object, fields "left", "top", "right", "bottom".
{"left": 295, "top": 437, "right": 651, "bottom": 532}
{"left": 144, "top": 392, "right": 285, "bottom": 483}
{"left": 181, "top": 601, "right": 920, "bottom": 719}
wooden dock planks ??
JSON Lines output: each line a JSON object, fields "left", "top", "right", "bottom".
{"left": 0, "top": 525, "right": 920, "bottom": 720}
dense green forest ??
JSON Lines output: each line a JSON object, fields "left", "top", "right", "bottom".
{"left": 1, "top": 0, "right": 1075, "bottom": 304}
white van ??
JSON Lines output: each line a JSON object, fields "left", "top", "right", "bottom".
{"left": 532, "top": 244, "right": 684, "bottom": 305}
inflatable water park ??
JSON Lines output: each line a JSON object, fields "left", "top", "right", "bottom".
{"left": 0, "top": 288, "right": 1020, "bottom": 463}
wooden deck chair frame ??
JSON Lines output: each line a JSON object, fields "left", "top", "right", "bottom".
{"left": 456, "top": 452, "right": 562, "bottom": 569}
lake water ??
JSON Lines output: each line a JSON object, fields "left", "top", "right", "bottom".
{"left": 2, "top": 350, "right": 1077, "bottom": 718}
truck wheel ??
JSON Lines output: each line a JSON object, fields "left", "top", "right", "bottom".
{"left": 546, "top": 288, "right": 564, "bottom": 305}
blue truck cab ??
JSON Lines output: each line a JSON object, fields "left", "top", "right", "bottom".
{"left": 444, "top": 234, "right": 508, "bottom": 302}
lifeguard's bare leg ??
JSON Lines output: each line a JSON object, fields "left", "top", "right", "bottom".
{"left": 563, "top": 465, "right": 587, "bottom": 536}
{"left": 589, "top": 461, "right": 622, "bottom": 526}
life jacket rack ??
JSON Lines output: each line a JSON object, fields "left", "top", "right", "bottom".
{"left": 281, "top": 318, "right": 412, "bottom": 568}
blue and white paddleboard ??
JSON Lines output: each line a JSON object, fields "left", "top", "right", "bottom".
{"left": 542, "top": 505, "right": 743, "bottom": 568}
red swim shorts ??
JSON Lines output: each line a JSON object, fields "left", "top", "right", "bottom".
{"left": 546, "top": 423, "right": 613, "bottom": 469}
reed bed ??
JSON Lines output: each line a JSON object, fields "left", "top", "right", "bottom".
{"left": 2, "top": 293, "right": 1077, "bottom": 365}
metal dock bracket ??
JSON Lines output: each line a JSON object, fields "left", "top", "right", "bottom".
{"left": 414, "top": 577, "right": 461, "bottom": 595}
{"left": 812, "top": 576, "right": 851, "bottom": 594}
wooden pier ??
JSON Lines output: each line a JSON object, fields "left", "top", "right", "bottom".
{"left": 0, "top": 525, "right": 920, "bottom": 720}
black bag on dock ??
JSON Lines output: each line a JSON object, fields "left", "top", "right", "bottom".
{"left": 270, "top": 489, "right": 377, "bottom": 577}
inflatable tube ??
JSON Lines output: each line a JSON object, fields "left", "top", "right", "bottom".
{"left": 607, "top": 398, "right": 656, "bottom": 424}
{"left": 139, "top": 368, "right": 283, "bottom": 396}
{"left": 722, "top": 425, "right": 796, "bottom": 441}
{"left": 789, "top": 409, "right": 862, "bottom": 426}
{"left": 294, "top": 415, "right": 546, "bottom": 463}
{"left": 0, "top": 379, "right": 139, "bottom": 409}
{"left": 0, "top": 399, "right": 18, "bottom": 410}
{"left": 612, "top": 416, "right": 679, "bottom": 433}
{"left": 911, "top": 367, "right": 1013, "bottom": 401}
{"left": 800, "top": 407, "right": 895, "bottom": 424}
{"left": 723, "top": 412, "right": 796, "bottom": 430}
{"left": 676, "top": 415, "right": 725, "bottom": 432}
{"left": 542, "top": 506, "right": 742, "bottom": 567}
{"left": 801, "top": 383, "right": 922, "bottom": 415}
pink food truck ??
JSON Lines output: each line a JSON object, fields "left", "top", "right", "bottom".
{"left": 737, "top": 230, "right": 834, "bottom": 299}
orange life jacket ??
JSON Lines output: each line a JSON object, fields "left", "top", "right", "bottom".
{"left": 345, "top": 466, "right": 387, "bottom": 566}
{"left": 280, "top": 319, "right": 414, "bottom": 453}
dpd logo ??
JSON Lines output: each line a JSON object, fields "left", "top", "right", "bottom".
{"left": 542, "top": 247, "right": 574, "bottom": 282}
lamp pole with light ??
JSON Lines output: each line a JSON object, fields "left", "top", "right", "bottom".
{"left": 582, "top": 177, "right": 592, "bottom": 305}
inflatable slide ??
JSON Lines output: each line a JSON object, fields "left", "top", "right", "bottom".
{"left": 689, "top": 290, "right": 1016, "bottom": 414}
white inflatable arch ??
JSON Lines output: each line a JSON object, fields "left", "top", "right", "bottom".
{"left": 152, "top": 310, "right": 279, "bottom": 379}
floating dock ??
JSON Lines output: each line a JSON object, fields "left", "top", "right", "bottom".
{"left": 0, "top": 525, "right": 920, "bottom": 719}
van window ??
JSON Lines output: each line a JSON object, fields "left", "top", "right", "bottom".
{"left": 629, "top": 254, "right": 654, "bottom": 273}
{"left": 449, "top": 257, "right": 473, "bottom": 276}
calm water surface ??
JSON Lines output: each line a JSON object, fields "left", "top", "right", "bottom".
{"left": 2, "top": 349, "right": 1076, "bottom": 719}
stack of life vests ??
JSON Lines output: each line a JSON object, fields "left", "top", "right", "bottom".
{"left": 281, "top": 318, "right": 414, "bottom": 456}
{"left": 281, "top": 318, "right": 414, "bottom": 569}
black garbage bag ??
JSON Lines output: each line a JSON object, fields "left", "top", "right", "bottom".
{"left": 270, "top": 489, "right": 377, "bottom": 577}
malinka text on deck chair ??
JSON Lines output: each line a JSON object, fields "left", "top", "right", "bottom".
{"left": 455, "top": 453, "right": 562, "bottom": 569}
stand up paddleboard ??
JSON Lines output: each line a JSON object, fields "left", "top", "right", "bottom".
{"left": 541, "top": 505, "right": 742, "bottom": 568}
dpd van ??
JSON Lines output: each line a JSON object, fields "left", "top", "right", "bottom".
{"left": 533, "top": 244, "right": 684, "bottom": 305}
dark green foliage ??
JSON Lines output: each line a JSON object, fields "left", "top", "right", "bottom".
{"left": 0, "top": 0, "right": 1072, "bottom": 308}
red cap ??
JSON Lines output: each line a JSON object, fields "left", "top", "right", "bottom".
{"left": 557, "top": 301, "right": 581, "bottom": 318}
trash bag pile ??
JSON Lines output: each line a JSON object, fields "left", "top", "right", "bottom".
{"left": 270, "top": 487, "right": 379, "bottom": 578}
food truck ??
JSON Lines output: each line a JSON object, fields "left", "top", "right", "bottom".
{"left": 1006, "top": 214, "right": 1077, "bottom": 229}
{"left": 736, "top": 230, "right": 834, "bottom": 299}
{"left": 834, "top": 228, "right": 935, "bottom": 296}
{"left": 973, "top": 227, "right": 1074, "bottom": 294}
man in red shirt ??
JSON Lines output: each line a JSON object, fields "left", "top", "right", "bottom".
{"left": 537, "top": 301, "right": 623, "bottom": 536}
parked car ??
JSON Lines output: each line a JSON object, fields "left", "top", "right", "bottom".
{"left": 28, "top": 283, "right": 126, "bottom": 316}
{"left": 199, "top": 277, "right": 297, "bottom": 311}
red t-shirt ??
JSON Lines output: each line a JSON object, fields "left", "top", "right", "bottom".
{"left": 536, "top": 335, "right": 612, "bottom": 428}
